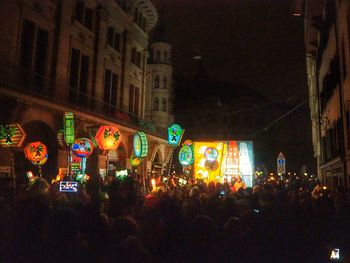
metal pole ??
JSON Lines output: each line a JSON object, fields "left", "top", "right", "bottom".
{"left": 68, "top": 143, "right": 72, "bottom": 180}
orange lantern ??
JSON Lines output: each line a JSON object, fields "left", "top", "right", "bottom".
{"left": 95, "top": 125, "right": 121, "bottom": 150}
{"left": 24, "top": 142, "right": 47, "bottom": 164}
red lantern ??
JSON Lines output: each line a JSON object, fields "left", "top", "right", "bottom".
{"left": 95, "top": 126, "right": 121, "bottom": 150}
{"left": 24, "top": 142, "right": 47, "bottom": 164}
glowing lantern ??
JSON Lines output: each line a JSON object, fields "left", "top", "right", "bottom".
{"left": 95, "top": 125, "right": 121, "bottom": 150}
{"left": 0, "top": 123, "right": 26, "bottom": 147}
{"left": 130, "top": 154, "right": 141, "bottom": 167}
{"left": 24, "top": 142, "right": 47, "bottom": 164}
{"left": 133, "top": 132, "right": 148, "bottom": 158}
{"left": 63, "top": 112, "right": 75, "bottom": 145}
{"left": 71, "top": 138, "right": 94, "bottom": 158}
{"left": 179, "top": 145, "right": 194, "bottom": 166}
{"left": 167, "top": 124, "right": 184, "bottom": 146}
{"left": 204, "top": 147, "right": 218, "bottom": 162}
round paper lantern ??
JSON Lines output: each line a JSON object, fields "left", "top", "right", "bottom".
{"left": 95, "top": 125, "right": 121, "bottom": 150}
{"left": 71, "top": 138, "right": 94, "bottom": 158}
{"left": 204, "top": 147, "right": 218, "bottom": 162}
{"left": 133, "top": 132, "right": 148, "bottom": 158}
{"left": 24, "top": 142, "right": 47, "bottom": 163}
{"left": 179, "top": 145, "right": 194, "bottom": 166}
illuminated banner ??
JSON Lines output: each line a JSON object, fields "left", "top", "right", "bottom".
{"left": 64, "top": 112, "right": 75, "bottom": 145}
{"left": 133, "top": 132, "right": 148, "bottom": 158}
{"left": 0, "top": 124, "right": 26, "bottom": 147}
{"left": 193, "top": 141, "right": 254, "bottom": 187}
{"left": 167, "top": 124, "right": 184, "bottom": 146}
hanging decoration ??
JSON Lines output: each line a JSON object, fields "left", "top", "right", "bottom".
{"left": 63, "top": 112, "right": 75, "bottom": 145}
{"left": 95, "top": 125, "right": 121, "bottom": 150}
{"left": 24, "top": 142, "right": 48, "bottom": 164}
{"left": 133, "top": 132, "right": 148, "bottom": 158}
{"left": 179, "top": 145, "right": 194, "bottom": 166}
{"left": 0, "top": 123, "right": 26, "bottom": 147}
{"left": 167, "top": 124, "right": 184, "bottom": 146}
{"left": 71, "top": 138, "right": 94, "bottom": 158}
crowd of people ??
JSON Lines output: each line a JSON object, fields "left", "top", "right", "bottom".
{"left": 0, "top": 173, "right": 350, "bottom": 263}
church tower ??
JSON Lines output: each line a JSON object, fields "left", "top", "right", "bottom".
{"left": 146, "top": 24, "right": 174, "bottom": 128}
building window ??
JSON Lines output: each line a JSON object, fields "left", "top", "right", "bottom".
{"left": 154, "top": 75, "right": 159, "bottom": 88}
{"left": 69, "top": 48, "right": 89, "bottom": 102}
{"left": 162, "top": 98, "right": 167, "bottom": 111}
{"left": 107, "top": 27, "right": 121, "bottom": 52}
{"left": 153, "top": 97, "right": 159, "bottom": 111}
{"left": 129, "top": 84, "right": 140, "bottom": 115}
{"left": 136, "top": 51, "right": 142, "bottom": 68}
{"left": 162, "top": 76, "right": 167, "bottom": 89}
{"left": 164, "top": 50, "right": 168, "bottom": 62}
{"left": 155, "top": 50, "right": 161, "bottom": 61}
{"left": 19, "top": 19, "right": 49, "bottom": 90}
{"left": 74, "top": 1, "right": 93, "bottom": 30}
{"left": 131, "top": 47, "right": 136, "bottom": 64}
{"left": 104, "top": 69, "right": 118, "bottom": 107}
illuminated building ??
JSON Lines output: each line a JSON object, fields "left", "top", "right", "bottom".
{"left": 303, "top": 0, "right": 350, "bottom": 189}
{"left": 0, "top": 0, "right": 173, "bottom": 181}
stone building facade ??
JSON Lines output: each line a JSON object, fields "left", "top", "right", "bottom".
{"left": 0, "top": 0, "right": 173, "bottom": 182}
{"left": 304, "top": 0, "right": 350, "bottom": 189}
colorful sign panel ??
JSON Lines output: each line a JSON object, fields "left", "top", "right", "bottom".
{"left": 167, "top": 124, "right": 184, "bottom": 146}
{"left": 277, "top": 152, "right": 286, "bottom": 174}
{"left": 133, "top": 132, "right": 148, "bottom": 158}
{"left": 95, "top": 125, "right": 121, "bottom": 150}
{"left": 0, "top": 124, "right": 26, "bottom": 147}
{"left": 63, "top": 112, "right": 75, "bottom": 145}
{"left": 71, "top": 138, "right": 94, "bottom": 158}
{"left": 24, "top": 142, "right": 48, "bottom": 164}
{"left": 193, "top": 141, "right": 254, "bottom": 187}
{"left": 179, "top": 145, "right": 194, "bottom": 166}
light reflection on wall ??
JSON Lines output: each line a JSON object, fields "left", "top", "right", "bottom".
{"left": 193, "top": 141, "right": 254, "bottom": 187}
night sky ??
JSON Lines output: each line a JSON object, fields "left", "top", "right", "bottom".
{"left": 154, "top": 0, "right": 315, "bottom": 173}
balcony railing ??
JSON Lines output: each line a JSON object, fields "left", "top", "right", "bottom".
{"left": 0, "top": 63, "right": 166, "bottom": 137}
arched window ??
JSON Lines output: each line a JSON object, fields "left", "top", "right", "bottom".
{"left": 155, "top": 49, "right": 161, "bottom": 61}
{"left": 154, "top": 75, "right": 159, "bottom": 88}
{"left": 162, "top": 76, "right": 167, "bottom": 89}
{"left": 162, "top": 98, "right": 167, "bottom": 111}
{"left": 163, "top": 50, "right": 168, "bottom": 61}
{"left": 153, "top": 97, "right": 159, "bottom": 111}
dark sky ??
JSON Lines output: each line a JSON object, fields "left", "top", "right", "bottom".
{"left": 156, "top": 0, "right": 307, "bottom": 103}
{"left": 154, "top": 0, "right": 315, "bottom": 173}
